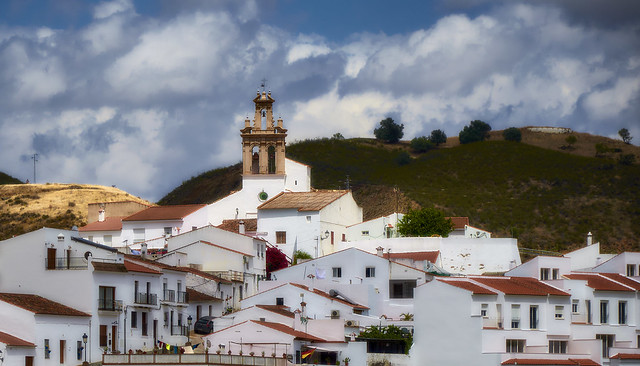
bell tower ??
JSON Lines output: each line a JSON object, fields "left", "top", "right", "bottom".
{"left": 241, "top": 90, "right": 287, "bottom": 175}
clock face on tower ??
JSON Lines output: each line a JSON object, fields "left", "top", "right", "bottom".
{"left": 258, "top": 191, "right": 269, "bottom": 201}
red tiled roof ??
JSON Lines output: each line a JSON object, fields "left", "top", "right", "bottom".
{"left": 438, "top": 278, "right": 497, "bottom": 295}
{"left": 253, "top": 321, "right": 326, "bottom": 342}
{"left": 258, "top": 191, "right": 349, "bottom": 211}
{"left": 502, "top": 359, "right": 599, "bottom": 365}
{"left": 92, "top": 262, "right": 128, "bottom": 272}
{"left": 217, "top": 219, "right": 257, "bottom": 234}
{"left": 447, "top": 217, "right": 469, "bottom": 230}
{"left": 0, "top": 331, "right": 35, "bottom": 347}
{"left": 0, "top": 293, "right": 90, "bottom": 317}
{"left": 79, "top": 216, "right": 124, "bottom": 232}
{"left": 610, "top": 353, "right": 640, "bottom": 360}
{"left": 256, "top": 305, "right": 295, "bottom": 318}
{"left": 290, "top": 283, "right": 369, "bottom": 310}
{"left": 599, "top": 273, "right": 640, "bottom": 291}
{"left": 123, "top": 204, "right": 206, "bottom": 221}
{"left": 472, "top": 276, "right": 570, "bottom": 296}
{"left": 564, "top": 273, "right": 634, "bottom": 292}
{"left": 383, "top": 251, "right": 439, "bottom": 263}
{"left": 124, "top": 259, "right": 163, "bottom": 274}
{"left": 186, "top": 288, "right": 221, "bottom": 302}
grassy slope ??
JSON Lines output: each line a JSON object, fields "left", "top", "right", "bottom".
{"left": 285, "top": 138, "right": 640, "bottom": 253}
{"left": 0, "top": 172, "right": 22, "bottom": 185}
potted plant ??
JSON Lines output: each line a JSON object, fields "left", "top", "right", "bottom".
{"left": 271, "top": 352, "right": 276, "bottom": 358}
{"left": 249, "top": 351, "right": 255, "bottom": 357}
{"left": 261, "top": 351, "right": 265, "bottom": 357}
{"left": 344, "top": 357, "right": 350, "bottom": 366}
{"left": 216, "top": 350, "right": 221, "bottom": 355}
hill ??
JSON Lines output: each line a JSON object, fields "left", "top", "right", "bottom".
{"left": 0, "top": 183, "right": 151, "bottom": 240}
{"left": 160, "top": 129, "right": 640, "bottom": 254}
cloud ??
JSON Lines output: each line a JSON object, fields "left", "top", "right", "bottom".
{"left": 94, "top": 0, "right": 134, "bottom": 19}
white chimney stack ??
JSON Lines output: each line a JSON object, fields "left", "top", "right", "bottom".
{"left": 376, "top": 246, "right": 384, "bottom": 257}
{"left": 98, "top": 209, "right": 105, "bottom": 222}
{"left": 141, "top": 243, "right": 148, "bottom": 258}
{"left": 587, "top": 232, "right": 593, "bottom": 246}
{"left": 239, "top": 221, "right": 245, "bottom": 235}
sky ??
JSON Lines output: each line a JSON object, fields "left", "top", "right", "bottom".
{"left": 1, "top": 0, "right": 639, "bottom": 202}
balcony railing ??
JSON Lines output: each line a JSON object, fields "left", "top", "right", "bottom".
{"left": 163, "top": 289, "right": 175, "bottom": 302}
{"left": 171, "top": 325, "right": 188, "bottom": 336}
{"left": 135, "top": 292, "right": 158, "bottom": 305}
{"left": 45, "top": 257, "right": 88, "bottom": 270}
{"left": 210, "top": 270, "right": 244, "bottom": 282}
{"left": 177, "top": 291, "right": 188, "bottom": 303}
{"left": 98, "top": 299, "right": 123, "bottom": 311}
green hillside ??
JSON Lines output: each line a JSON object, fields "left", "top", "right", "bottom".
{"left": 0, "top": 172, "right": 22, "bottom": 185}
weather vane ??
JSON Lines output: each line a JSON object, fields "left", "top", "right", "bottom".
{"left": 260, "top": 78, "right": 268, "bottom": 92}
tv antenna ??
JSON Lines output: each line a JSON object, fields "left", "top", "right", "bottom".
{"left": 31, "top": 153, "right": 39, "bottom": 183}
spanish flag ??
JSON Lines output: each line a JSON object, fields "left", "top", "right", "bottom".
{"left": 301, "top": 348, "right": 316, "bottom": 359}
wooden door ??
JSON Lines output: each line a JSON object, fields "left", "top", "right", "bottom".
{"left": 47, "top": 248, "right": 56, "bottom": 269}
{"left": 60, "top": 340, "right": 65, "bottom": 364}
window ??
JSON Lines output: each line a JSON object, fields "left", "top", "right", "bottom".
{"left": 44, "top": 339, "right": 51, "bottom": 359}
{"left": 366, "top": 267, "right": 376, "bottom": 278}
{"left": 555, "top": 305, "right": 564, "bottom": 319}
{"left": 60, "top": 339, "right": 65, "bottom": 364}
{"left": 131, "top": 311, "right": 137, "bottom": 328}
{"left": 600, "top": 301, "right": 609, "bottom": 324}
{"left": 389, "top": 280, "right": 417, "bottom": 299}
{"left": 552, "top": 268, "right": 559, "bottom": 280}
{"left": 332, "top": 267, "right": 342, "bottom": 278}
{"left": 586, "top": 300, "right": 592, "bottom": 323}
{"left": 276, "top": 297, "right": 284, "bottom": 306}
{"left": 530, "top": 306, "right": 539, "bottom": 329}
{"left": 572, "top": 299, "right": 579, "bottom": 314}
{"left": 208, "top": 305, "right": 212, "bottom": 316}
{"left": 192, "top": 226, "right": 197, "bottom": 231}
{"left": 627, "top": 264, "right": 636, "bottom": 277}
{"left": 540, "top": 268, "right": 550, "bottom": 280}
{"left": 164, "top": 227, "right": 172, "bottom": 236}
{"left": 142, "top": 312, "right": 148, "bottom": 336}
{"left": 164, "top": 312, "right": 168, "bottom": 327}
{"left": 133, "top": 228, "right": 145, "bottom": 244}
{"left": 618, "top": 301, "right": 627, "bottom": 325}
{"left": 104, "top": 235, "right": 112, "bottom": 246}
{"left": 276, "top": 231, "right": 286, "bottom": 244}
{"left": 98, "top": 286, "right": 115, "bottom": 310}
{"left": 306, "top": 216, "right": 311, "bottom": 223}
{"left": 481, "top": 304, "right": 488, "bottom": 318}
{"left": 596, "top": 334, "right": 614, "bottom": 358}
{"left": 549, "top": 340, "right": 567, "bottom": 354}
{"left": 331, "top": 231, "right": 334, "bottom": 245}
{"left": 361, "top": 230, "right": 369, "bottom": 236}
{"left": 506, "top": 339, "right": 525, "bottom": 353}
{"left": 342, "top": 233, "right": 346, "bottom": 241}
{"left": 511, "top": 305, "right": 521, "bottom": 329}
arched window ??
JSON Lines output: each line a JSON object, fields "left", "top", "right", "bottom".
{"left": 268, "top": 146, "right": 276, "bottom": 174}
{"left": 251, "top": 146, "right": 259, "bottom": 174}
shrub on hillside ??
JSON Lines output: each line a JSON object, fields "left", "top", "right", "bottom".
{"left": 410, "top": 137, "right": 434, "bottom": 153}
{"left": 459, "top": 120, "right": 491, "bottom": 144}
{"left": 397, "top": 208, "right": 453, "bottom": 237}
{"left": 395, "top": 151, "right": 411, "bottom": 166}
{"left": 429, "top": 129, "right": 447, "bottom": 145}
{"left": 374, "top": 118, "right": 404, "bottom": 143}
{"left": 503, "top": 127, "right": 522, "bottom": 142}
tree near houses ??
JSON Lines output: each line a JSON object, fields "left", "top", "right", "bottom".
{"left": 619, "top": 128, "right": 632, "bottom": 144}
{"left": 374, "top": 117, "right": 404, "bottom": 143}
{"left": 429, "top": 129, "right": 447, "bottom": 145}
{"left": 459, "top": 120, "right": 491, "bottom": 144}
{"left": 397, "top": 207, "right": 453, "bottom": 237}
{"left": 503, "top": 127, "right": 522, "bottom": 142}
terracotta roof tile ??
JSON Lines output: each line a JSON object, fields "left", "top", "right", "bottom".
{"left": 599, "top": 273, "right": 640, "bottom": 291}
{"left": 472, "top": 276, "right": 570, "bottom": 296}
{"left": 383, "top": 251, "right": 439, "bottom": 263}
{"left": 610, "top": 353, "right": 640, "bottom": 360}
{"left": 564, "top": 273, "right": 634, "bottom": 292}
{"left": 290, "top": 283, "right": 369, "bottom": 310}
{"left": 123, "top": 204, "right": 206, "bottom": 221}
{"left": 0, "top": 331, "right": 35, "bottom": 347}
{"left": 124, "top": 259, "right": 163, "bottom": 274}
{"left": 187, "top": 288, "right": 221, "bottom": 302}
{"left": 217, "top": 219, "right": 257, "bottom": 234}
{"left": 438, "top": 278, "right": 497, "bottom": 295}
{"left": 502, "top": 359, "right": 599, "bottom": 365}
{"left": 253, "top": 321, "right": 326, "bottom": 342}
{"left": 124, "top": 254, "right": 233, "bottom": 284}
{"left": 447, "top": 217, "right": 469, "bottom": 230}
{"left": 256, "top": 304, "right": 295, "bottom": 318}
{"left": 79, "top": 216, "right": 124, "bottom": 232}
{"left": 0, "top": 293, "right": 90, "bottom": 317}
{"left": 258, "top": 191, "right": 349, "bottom": 211}
{"left": 92, "top": 262, "right": 128, "bottom": 272}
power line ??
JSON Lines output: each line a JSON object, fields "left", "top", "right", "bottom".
{"left": 31, "top": 153, "right": 39, "bottom": 183}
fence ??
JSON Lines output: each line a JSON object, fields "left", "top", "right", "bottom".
{"left": 103, "top": 353, "right": 291, "bottom": 366}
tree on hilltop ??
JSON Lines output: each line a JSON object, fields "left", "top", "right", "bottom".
{"left": 459, "top": 120, "right": 491, "bottom": 144}
{"left": 619, "top": 128, "right": 632, "bottom": 144}
{"left": 429, "top": 129, "right": 447, "bottom": 145}
{"left": 374, "top": 117, "right": 404, "bottom": 143}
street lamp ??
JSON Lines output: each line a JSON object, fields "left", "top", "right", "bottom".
{"left": 187, "top": 316, "right": 193, "bottom": 345}
{"left": 82, "top": 333, "right": 88, "bottom": 366}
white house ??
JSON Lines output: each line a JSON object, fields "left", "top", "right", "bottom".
{"left": 120, "top": 204, "right": 208, "bottom": 250}
{"left": 205, "top": 90, "right": 312, "bottom": 226}
{"left": 346, "top": 213, "right": 404, "bottom": 241}
{"left": 257, "top": 190, "right": 363, "bottom": 258}
{"left": 0, "top": 293, "right": 90, "bottom": 366}
{"left": 79, "top": 216, "right": 124, "bottom": 247}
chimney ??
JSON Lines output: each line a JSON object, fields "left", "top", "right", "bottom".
{"left": 141, "top": 243, "right": 147, "bottom": 258}
{"left": 239, "top": 221, "right": 245, "bottom": 235}
{"left": 98, "top": 209, "right": 105, "bottom": 222}
{"left": 376, "top": 246, "right": 384, "bottom": 257}
{"left": 587, "top": 232, "right": 593, "bottom": 246}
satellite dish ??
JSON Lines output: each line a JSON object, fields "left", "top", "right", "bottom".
{"left": 84, "top": 251, "right": 93, "bottom": 261}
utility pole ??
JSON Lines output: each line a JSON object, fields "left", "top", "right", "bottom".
{"left": 31, "top": 153, "right": 39, "bottom": 183}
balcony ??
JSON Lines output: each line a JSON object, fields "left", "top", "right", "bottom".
{"left": 161, "top": 290, "right": 188, "bottom": 304}
{"left": 210, "top": 270, "right": 244, "bottom": 282}
{"left": 98, "top": 299, "right": 123, "bottom": 312}
{"left": 482, "top": 317, "right": 504, "bottom": 329}
{"left": 134, "top": 292, "right": 158, "bottom": 306}
{"left": 171, "top": 325, "right": 188, "bottom": 336}
{"left": 45, "top": 256, "right": 88, "bottom": 270}
{"left": 163, "top": 290, "right": 175, "bottom": 302}
{"left": 177, "top": 291, "right": 188, "bottom": 304}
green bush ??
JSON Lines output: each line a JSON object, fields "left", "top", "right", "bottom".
{"left": 459, "top": 120, "right": 491, "bottom": 144}
{"left": 374, "top": 118, "right": 404, "bottom": 143}
{"left": 503, "top": 127, "right": 522, "bottom": 142}
{"left": 395, "top": 151, "right": 411, "bottom": 166}
{"left": 410, "top": 137, "right": 434, "bottom": 153}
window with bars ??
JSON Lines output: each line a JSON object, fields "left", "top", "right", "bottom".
{"left": 506, "top": 339, "right": 525, "bottom": 353}
{"left": 332, "top": 267, "right": 342, "bottom": 278}
{"left": 549, "top": 340, "right": 567, "bottom": 354}
{"left": 276, "top": 231, "right": 286, "bottom": 244}
{"left": 365, "top": 267, "right": 375, "bottom": 278}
